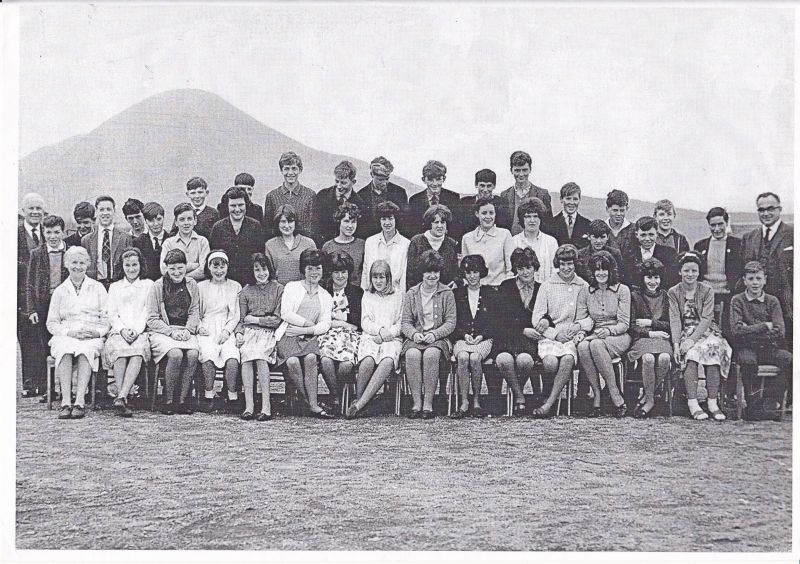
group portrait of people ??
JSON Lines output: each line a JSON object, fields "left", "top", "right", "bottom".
{"left": 17, "top": 150, "right": 793, "bottom": 423}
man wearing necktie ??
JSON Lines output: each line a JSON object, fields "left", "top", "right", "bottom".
{"left": 408, "top": 160, "right": 462, "bottom": 240}
{"left": 81, "top": 195, "right": 132, "bottom": 290}
{"left": 134, "top": 202, "right": 167, "bottom": 281}
{"left": 542, "top": 182, "right": 591, "bottom": 249}
{"left": 17, "top": 193, "right": 46, "bottom": 397}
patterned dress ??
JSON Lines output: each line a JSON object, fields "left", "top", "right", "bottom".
{"left": 680, "top": 296, "right": 732, "bottom": 377}
{"left": 318, "top": 287, "right": 361, "bottom": 363}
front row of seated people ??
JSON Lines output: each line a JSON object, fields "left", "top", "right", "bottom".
{"left": 45, "top": 242, "right": 789, "bottom": 422}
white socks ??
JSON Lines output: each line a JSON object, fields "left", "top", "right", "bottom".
{"left": 707, "top": 398, "right": 720, "bottom": 413}
{"left": 687, "top": 399, "right": 701, "bottom": 413}
{"left": 227, "top": 391, "right": 238, "bottom": 401}
{"left": 204, "top": 390, "right": 215, "bottom": 400}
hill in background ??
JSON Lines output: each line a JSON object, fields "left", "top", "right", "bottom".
{"left": 19, "top": 88, "right": 780, "bottom": 243}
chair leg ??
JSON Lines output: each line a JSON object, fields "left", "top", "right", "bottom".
{"left": 395, "top": 374, "right": 402, "bottom": 416}
{"left": 91, "top": 371, "right": 97, "bottom": 410}
{"left": 47, "top": 359, "right": 53, "bottom": 411}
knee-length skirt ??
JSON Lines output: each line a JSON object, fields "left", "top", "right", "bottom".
{"left": 401, "top": 337, "right": 452, "bottom": 358}
{"left": 537, "top": 338, "right": 578, "bottom": 361}
{"left": 357, "top": 336, "right": 402, "bottom": 368}
{"left": 198, "top": 334, "right": 240, "bottom": 367}
{"left": 149, "top": 332, "right": 199, "bottom": 364}
{"left": 49, "top": 335, "right": 105, "bottom": 372}
{"left": 452, "top": 338, "right": 493, "bottom": 361}
{"left": 683, "top": 326, "right": 732, "bottom": 378}
{"left": 102, "top": 332, "right": 151, "bottom": 370}
{"left": 584, "top": 334, "right": 631, "bottom": 359}
{"left": 275, "top": 335, "right": 320, "bottom": 366}
{"left": 318, "top": 327, "right": 360, "bottom": 363}
{"left": 239, "top": 326, "right": 277, "bottom": 364}
{"left": 627, "top": 337, "right": 673, "bottom": 362}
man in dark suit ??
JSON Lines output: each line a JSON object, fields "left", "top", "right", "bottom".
{"left": 741, "top": 192, "right": 793, "bottom": 341}
{"left": 26, "top": 215, "right": 71, "bottom": 399}
{"left": 81, "top": 195, "right": 133, "bottom": 289}
{"left": 543, "top": 182, "right": 591, "bottom": 249}
{"left": 356, "top": 156, "right": 409, "bottom": 239}
{"left": 17, "top": 193, "right": 46, "bottom": 397}
{"left": 459, "top": 168, "right": 512, "bottom": 234}
{"left": 499, "top": 150, "right": 553, "bottom": 235}
{"left": 407, "top": 160, "right": 462, "bottom": 241}
{"left": 620, "top": 216, "right": 679, "bottom": 290}
{"left": 694, "top": 206, "right": 744, "bottom": 303}
{"left": 133, "top": 202, "right": 168, "bottom": 281}
{"left": 64, "top": 201, "right": 95, "bottom": 248}
{"left": 312, "top": 160, "right": 366, "bottom": 245}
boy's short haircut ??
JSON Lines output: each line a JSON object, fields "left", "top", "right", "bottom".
{"left": 509, "top": 151, "right": 532, "bottom": 169}
{"left": 605, "top": 189, "right": 629, "bottom": 208}
{"left": 743, "top": 260, "right": 766, "bottom": 275}
{"left": 143, "top": 202, "right": 165, "bottom": 220}
{"left": 122, "top": 198, "right": 144, "bottom": 217}
{"left": 42, "top": 215, "right": 65, "bottom": 231}
{"left": 95, "top": 195, "right": 115, "bottom": 209}
{"left": 370, "top": 156, "right": 394, "bottom": 175}
{"left": 560, "top": 182, "right": 581, "bottom": 199}
{"left": 517, "top": 198, "right": 547, "bottom": 225}
{"left": 706, "top": 206, "right": 729, "bottom": 223}
{"left": 334, "top": 161, "right": 357, "bottom": 181}
{"left": 635, "top": 216, "right": 657, "bottom": 232}
{"left": 653, "top": 199, "right": 675, "bottom": 216}
{"left": 73, "top": 201, "right": 95, "bottom": 222}
{"left": 474, "top": 169, "right": 496, "bottom": 185}
{"left": 173, "top": 202, "right": 196, "bottom": 219}
{"left": 279, "top": 151, "right": 303, "bottom": 171}
{"left": 422, "top": 160, "right": 447, "bottom": 179}
{"left": 234, "top": 173, "right": 255, "bottom": 187}
{"left": 226, "top": 186, "right": 248, "bottom": 202}
{"left": 186, "top": 177, "right": 208, "bottom": 191}
{"left": 589, "top": 219, "right": 612, "bottom": 238}
{"left": 375, "top": 200, "right": 400, "bottom": 219}
{"left": 756, "top": 192, "right": 781, "bottom": 204}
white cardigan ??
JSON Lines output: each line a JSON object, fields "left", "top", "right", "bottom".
{"left": 276, "top": 280, "right": 333, "bottom": 340}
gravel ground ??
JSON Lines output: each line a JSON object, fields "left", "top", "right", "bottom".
{"left": 15, "top": 395, "right": 792, "bottom": 551}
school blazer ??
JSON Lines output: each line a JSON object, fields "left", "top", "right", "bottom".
{"left": 741, "top": 222, "right": 793, "bottom": 319}
{"left": 499, "top": 185, "right": 554, "bottom": 224}
{"left": 452, "top": 285, "right": 496, "bottom": 341}
{"left": 25, "top": 244, "right": 71, "bottom": 317}
{"left": 81, "top": 227, "right": 133, "bottom": 281}
{"left": 133, "top": 232, "right": 167, "bottom": 282}
{"left": 693, "top": 236, "right": 744, "bottom": 295}
{"left": 355, "top": 182, "right": 409, "bottom": 239}
{"left": 543, "top": 212, "right": 591, "bottom": 249}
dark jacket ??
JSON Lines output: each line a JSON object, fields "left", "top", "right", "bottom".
{"left": 621, "top": 243, "right": 679, "bottom": 290}
{"left": 407, "top": 188, "right": 463, "bottom": 241}
{"left": 406, "top": 234, "right": 460, "bottom": 290}
{"left": 498, "top": 185, "right": 553, "bottom": 233}
{"left": 543, "top": 211, "right": 591, "bottom": 249}
{"left": 356, "top": 181, "right": 409, "bottom": 239}
{"left": 25, "top": 244, "right": 71, "bottom": 318}
{"left": 693, "top": 236, "right": 744, "bottom": 296}
{"left": 459, "top": 194, "right": 513, "bottom": 234}
{"left": 493, "top": 277, "right": 540, "bottom": 355}
{"left": 312, "top": 186, "right": 366, "bottom": 246}
{"left": 18, "top": 222, "right": 44, "bottom": 312}
{"left": 133, "top": 231, "right": 168, "bottom": 281}
{"left": 577, "top": 244, "right": 624, "bottom": 284}
{"left": 81, "top": 226, "right": 133, "bottom": 282}
{"left": 741, "top": 222, "right": 793, "bottom": 320}
{"left": 323, "top": 282, "right": 364, "bottom": 330}
{"left": 452, "top": 285, "right": 495, "bottom": 341}
{"left": 209, "top": 217, "right": 264, "bottom": 286}
{"left": 184, "top": 205, "right": 221, "bottom": 240}
{"left": 629, "top": 288, "right": 671, "bottom": 342}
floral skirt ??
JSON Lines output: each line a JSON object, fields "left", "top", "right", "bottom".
{"left": 452, "top": 338, "right": 493, "bottom": 361}
{"left": 681, "top": 324, "right": 732, "bottom": 378}
{"left": 318, "top": 327, "right": 360, "bottom": 363}
{"left": 239, "top": 326, "right": 277, "bottom": 364}
{"left": 102, "top": 332, "right": 151, "bottom": 370}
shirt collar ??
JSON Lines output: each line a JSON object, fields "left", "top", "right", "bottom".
{"left": 379, "top": 232, "right": 399, "bottom": 246}
{"left": 745, "top": 290, "right": 766, "bottom": 303}
{"left": 282, "top": 183, "right": 300, "bottom": 196}
{"left": 516, "top": 277, "right": 534, "bottom": 290}
{"left": 606, "top": 218, "right": 630, "bottom": 233}
{"left": 335, "top": 189, "right": 352, "bottom": 201}
{"left": 514, "top": 183, "right": 531, "bottom": 199}
{"left": 589, "top": 282, "right": 620, "bottom": 294}
{"left": 46, "top": 241, "right": 66, "bottom": 252}
{"left": 192, "top": 204, "right": 207, "bottom": 214}
{"left": 763, "top": 220, "right": 782, "bottom": 238}
{"left": 24, "top": 221, "right": 40, "bottom": 236}
{"left": 474, "top": 226, "right": 497, "bottom": 242}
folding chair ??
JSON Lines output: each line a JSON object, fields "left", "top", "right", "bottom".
{"left": 46, "top": 355, "right": 98, "bottom": 410}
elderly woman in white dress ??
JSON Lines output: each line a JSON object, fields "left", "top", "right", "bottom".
{"left": 47, "top": 246, "right": 110, "bottom": 420}
{"left": 103, "top": 247, "right": 153, "bottom": 417}
{"left": 345, "top": 260, "right": 404, "bottom": 419}
{"left": 197, "top": 250, "right": 242, "bottom": 413}
{"left": 146, "top": 248, "right": 200, "bottom": 415}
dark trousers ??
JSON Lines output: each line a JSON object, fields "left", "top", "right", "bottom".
{"left": 17, "top": 311, "right": 47, "bottom": 392}
{"left": 737, "top": 345, "right": 792, "bottom": 412}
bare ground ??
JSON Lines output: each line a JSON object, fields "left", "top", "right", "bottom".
{"left": 15, "top": 396, "right": 791, "bottom": 552}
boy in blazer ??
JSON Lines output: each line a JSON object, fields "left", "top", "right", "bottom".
{"left": 81, "top": 195, "right": 133, "bottom": 288}
{"left": 544, "top": 182, "right": 591, "bottom": 249}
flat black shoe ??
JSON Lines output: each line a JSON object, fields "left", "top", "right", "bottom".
{"left": 240, "top": 411, "right": 253, "bottom": 421}
{"left": 71, "top": 405, "right": 85, "bottom": 419}
{"left": 472, "top": 406, "right": 487, "bottom": 418}
{"left": 57, "top": 405, "right": 72, "bottom": 420}
{"left": 449, "top": 409, "right": 467, "bottom": 419}
{"left": 587, "top": 406, "right": 601, "bottom": 418}
{"left": 422, "top": 409, "right": 435, "bottom": 420}
{"left": 256, "top": 412, "right": 272, "bottom": 422}
{"left": 160, "top": 404, "right": 175, "bottom": 415}
{"left": 312, "top": 409, "right": 335, "bottom": 419}
{"left": 633, "top": 404, "right": 652, "bottom": 419}
{"left": 613, "top": 402, "right": 627, "bottom": 419}
{"left": 407, "top": 409, "right": 422, "bottom": 420}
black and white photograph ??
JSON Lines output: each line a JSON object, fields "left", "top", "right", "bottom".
{"left": 3, "top": 1, "right": 795, "bottom": 559}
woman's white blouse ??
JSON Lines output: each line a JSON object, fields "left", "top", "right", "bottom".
{"left": 46, "top": 277, "right": 110, "bottom": 337}
{"left": 107, "top": 278, "right": 154, "bottom": 335}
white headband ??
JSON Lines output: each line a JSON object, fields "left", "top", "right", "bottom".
{"left": 207, "top": 250, "right": 229, "bottom": 264}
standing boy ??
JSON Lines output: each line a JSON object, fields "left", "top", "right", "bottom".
{"left": 605, "top": 189, "right": 634, "bottom": 251}
{"left": 653, "top": 199, "right": 690, "bottom": 255}
{"left": 313, "top": 160, "right": 366, "bottom": 245}
{"left": 543, "top": 182, "right": 591, "bottom": 249}
{"left": 210, "top": 186, "right": 264, "bottom": 286}
{"left": 133, "top": 202, "right": 168, "bottom": 281}
{"left": 64, "top": 201, "right": 95, "bottom": 248}
{"left": 263, "top": 152, "right": 316, "bottom": 240}
{"left": 356, "top": 156, "right": 409, "bottom": 239}
{"left": 160, "top": 203, "right": 210, "bottom": 281}
{"left": 123, "top": 198, "right": 148, "bottom": 238}
{"left": 81, "top": 195, "right": 132, "bottom": 289}
{"left": 407, "top": 160, "right": 462, "bottom": 240}
{"left": 460, "top": 169, "right": 512, "bottom": 233}
{"left": 183, "top": 177, "right": 220, "bottom": 239}
{"left": 500, "top": 151, "right": 553, "bottom": 235}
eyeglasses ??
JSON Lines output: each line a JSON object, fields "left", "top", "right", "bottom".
{"left": 757, "top": 206, "right": 781, "bottom": 213}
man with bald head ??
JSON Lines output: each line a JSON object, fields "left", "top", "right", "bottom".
{"left": 18, "top": 193, "right": 46, "bottom": 397}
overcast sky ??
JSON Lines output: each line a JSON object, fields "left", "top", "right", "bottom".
{"left": 17, "top": 3, "right": 794, "bottom": 211}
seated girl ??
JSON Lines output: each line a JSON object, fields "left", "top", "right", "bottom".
{"left": 146, "top": 248, "right": 201, "bottom": 415}
{"left": 451, "top": 254, "right": 496, "bottom": 418}
{"left": 235, "top": 253, "right": 284, "bottom": 421}
{"left": 576, "top": 251, "right": 631, "bottom": 418}
{"left": 47, "top": 246, "right": 110, "bottom": 420}
{"left": 103, "top": 247, "right": 153, "bottom": 418}
{"left": 400, "top": 250, "right": 457, "bottom": 419}
{"left": 319, "top": 251, "right": 363, "bottom": 414}
{"left": 321, "top": 202, "right": 365, "bottom": 287}
{"left": 197, "top": 251, "right": 242, "bottom": 413}
{"left": 275, "top": 248, "right": 335, "bottom": 418}
{"left": 494, "top": 247, "right": 542, "bottom": 416}
{"left": 668, "top": 251, "right": 732, "bottom": 421}
{"left": 628, "top": 258, "right": 673, "bottom": 418}
{"left": 346, "top": 260, "right": 404, "bottom": 419}
{"left": 530, "top": 244, "right": 593, "bottom": 417}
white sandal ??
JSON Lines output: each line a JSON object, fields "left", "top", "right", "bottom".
{"left": 690, "top": 407, "right": 708, "bottom": 421}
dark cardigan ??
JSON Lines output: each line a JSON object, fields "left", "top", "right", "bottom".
{"left": 493, "top": 277, "right": 540, "bottom": 355}
{"left": 324, "top": 282, "right": 364, "bottom": 330}
{"left": 452, "top": 285, "right": 495, "bottom": 342}
{"left": 629, "top": 288, "right": 671, "bottom": 340}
